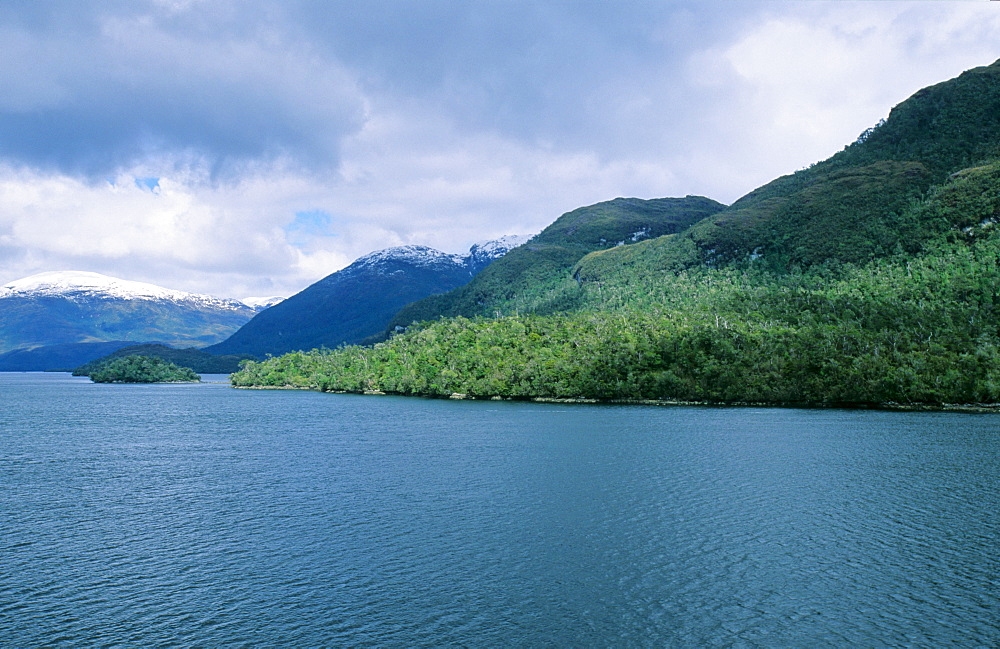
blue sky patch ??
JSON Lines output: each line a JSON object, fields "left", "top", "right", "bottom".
{"left": 285, "top": 210, "right": 337, "bottom": 247}
{"left": 135, "top": 177, "right": 160, "bottom": 192}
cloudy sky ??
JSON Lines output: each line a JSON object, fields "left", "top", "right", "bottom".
{"left": 0, "top": 0, "right": 998, "bottom": 299}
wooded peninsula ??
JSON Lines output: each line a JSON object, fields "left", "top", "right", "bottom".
{"left": 232, "top": 60, "right": 1000, "bottom": 408}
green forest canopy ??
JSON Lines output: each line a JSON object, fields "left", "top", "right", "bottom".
{"left": 78, "top": 355, "right": 201, "bottom": 383}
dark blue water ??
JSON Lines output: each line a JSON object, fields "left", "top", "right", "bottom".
{"left": 1, "top": 372, "right": 998, "bottom": 647}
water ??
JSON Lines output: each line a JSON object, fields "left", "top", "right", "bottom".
{"left": 1, "top": 372, "right": 998, "bottom": 647}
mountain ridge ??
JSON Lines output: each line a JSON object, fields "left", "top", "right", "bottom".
{"left": 622, "top": 57, "right": 1000, "bottom": 273}
{"left": 205, "top": 236, "right": 530, "bottom": 358}
{"left": 2, "top": 271, "right": 267, "bottom": 311}
{"left": 0, "top": 271, "right": 263, "bottom": 356}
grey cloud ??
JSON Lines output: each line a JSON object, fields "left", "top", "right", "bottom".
{"left": 0, "top": 0, "right": 367, "bottom": 177}
{"left": 282, "top": 0, "right": 765, "bottom": 152}
{"left": 0, "top": 0, "right": 772, "bottom": 177}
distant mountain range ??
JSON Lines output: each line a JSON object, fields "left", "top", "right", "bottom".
{"left": 206, "top": 236, "right": 530, "bottom": 358}
{"left": 0, "top": 271, "right": 271, "bottom": 370}
{"left": 0, "top": 236, "right": 529, "bottom": 371}
{"left": 71, "top": 343, "right": 255, "bottom": 375}
{"left": 0, "top": 340, "right": 144, "bottom": 372}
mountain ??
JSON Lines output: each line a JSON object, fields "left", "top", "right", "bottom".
{"left": 464, "top": 235, "right": 535, "bottom": 271}
{"left": 232, "top": 59, "right": 1000, "bottom": 407}
{"left": 206, "top": 236, "right": 529, "bottom": 358}
{"left": 387, "top": 196, "right": 725, "bottom": 328}
{"left": 0, "top": 271, "right": 262, "bottom": 356}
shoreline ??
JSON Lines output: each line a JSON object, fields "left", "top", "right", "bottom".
{"left": 231, "top": 384, "right": 1000, "bottom": 413}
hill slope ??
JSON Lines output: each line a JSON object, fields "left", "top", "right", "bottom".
{"left": 388, "top": 196, "right": 724, "bottom": 328}
{"left": 73, "top": 343, "right": 254, "bottom": 375}
{"left": 0, "top": 340, "right": 141, "bottom": 372}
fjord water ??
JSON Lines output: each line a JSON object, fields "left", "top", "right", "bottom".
{"left": 1, "top": 373, "right": 998, "bottom": 647}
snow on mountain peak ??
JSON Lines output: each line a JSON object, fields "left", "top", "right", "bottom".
{"left": 0, "top": 270, "right": 249, "bottom": 311}
{"left": 3, "top": 271, "right": 181, "bottom": 299}
{"left": 1, "top": 235, "right": 530, "bottom": 306}
{"left": 242, "top": 295, "right": 285, "bottom": 309}
{"left": 352, "top": 245, "right": 467, "bottom": 270}
{"left": 466, "top": 234, "right": 531, "bottom": 271}
{"left": 342, "top": 236, "right": 531, "bottom": 277}
{"left": 469, "top": 234, "right": 531, "bottom": 258}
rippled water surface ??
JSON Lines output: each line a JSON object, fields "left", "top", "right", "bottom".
{"left": 1, "top": 372, "right": 998, "bottom": 647}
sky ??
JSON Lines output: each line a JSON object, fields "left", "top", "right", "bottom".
{"left": 0, "top": 1, "right": 999, "bottom": 300}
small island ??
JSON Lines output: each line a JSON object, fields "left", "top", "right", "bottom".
{"left": 75, "top": 355, "right": 201, "bottom": 383}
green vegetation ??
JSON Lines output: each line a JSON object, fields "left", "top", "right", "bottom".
{"left": 232, "top": 60, "right": 1000, "bottom": 408}
{"left": 232, "top": 227, "right": 1000, "bottom": 405}
{"left": 77, "top": 355, "right": 200, "bottom": 383}
{"left": 387, "top": 196, "right": 724, "bottom": 329}
{"left": 74, "top": 343, "right": 252, "bottom": 375}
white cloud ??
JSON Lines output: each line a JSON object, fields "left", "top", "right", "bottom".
{"left": 326, "top": 105, "right": 684, "bottom": 253}
{"left": 682, "top": 2, "right": 1000, "bottom": 198}
{"left": 0, "top": 163, "right": 305, "bottom": 297}
{"left": 0, "top": 101, "right": 686, "bottom": 299}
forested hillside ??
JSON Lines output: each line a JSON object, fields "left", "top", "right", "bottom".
{"left": 387, "top": 196, "right": 724, "bottom": 329}
{"left": 232, "top": 232, "right": 1000, "bottom": 405}
{"left": 233, "top": 60, "right": 1000, "bottom": 407}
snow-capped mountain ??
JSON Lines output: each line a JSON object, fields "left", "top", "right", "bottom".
{"left": 0, "top": 271, "right": 262, "bottom": 355}
{"left": 207, "top": 235, "right": 528, "bottom": 358}
{"left": 2, "top": 271, "right": 253, "bottom": 310}
{"left": 347, "top": 245, "right": 468, "bottom": 273}
{"left": 466, "top": 234, "right": 532, "bottom": 271}
{"left": 345, "top": 238, "right": 530, "bottom": 276}
{"left": 241, "top": 295, "right": 285, "bottom": 309}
